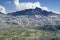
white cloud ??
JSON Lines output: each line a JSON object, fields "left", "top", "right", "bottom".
{"left": 53, "top": 11, "right": 60, "bottom": 14}
{"left": 42, "top": 7, "right": 48, "bottom": 11}
{"left": 48, "top": 9, "right": 60, "bottom": 14}
{"left": 14, "top": 0, "right": 48, "bottom": 11}
{"left": 0, "top": 5, "right": 6, "bottom": 14}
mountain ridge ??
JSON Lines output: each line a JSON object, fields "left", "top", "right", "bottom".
{"left": 7, "top": 7, "right": 56, "bottom": 16}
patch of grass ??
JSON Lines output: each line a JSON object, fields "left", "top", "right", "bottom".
{"left": 24, "top": 31, "right": 31, "bottom": 37}
{"left": 0, "top": 29, "right": 60, "bottom": 40}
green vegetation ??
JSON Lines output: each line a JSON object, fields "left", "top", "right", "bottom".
{"left": 0, "top": 29, "right": 60, "bottom": 40}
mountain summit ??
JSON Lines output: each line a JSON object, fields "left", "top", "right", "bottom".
{"left": 8, "top": 7, "right": 56, "bottom": 16}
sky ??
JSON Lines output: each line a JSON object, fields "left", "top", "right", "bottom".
{"left": 0, "top": 0, "right": 60, "bottom": 14}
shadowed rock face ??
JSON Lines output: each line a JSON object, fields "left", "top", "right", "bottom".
{"left": 0, "top": 12, "right": 4, "bottom": 14}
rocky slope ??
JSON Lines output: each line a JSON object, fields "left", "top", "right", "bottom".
{"left": 0, "top": 7, "right": 60, "bottom": 31}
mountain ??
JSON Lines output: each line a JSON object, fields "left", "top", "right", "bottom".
{"left": 8, "top": 7, "right": 56, "bottom": 16}
{"left": 0, "top": 7, "right": 60, "bottom": 31}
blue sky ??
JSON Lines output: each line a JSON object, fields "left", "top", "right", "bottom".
{"left": 0, "top": 0, "right": 60, "bottom": 14}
